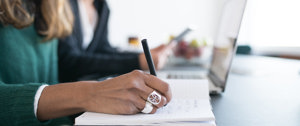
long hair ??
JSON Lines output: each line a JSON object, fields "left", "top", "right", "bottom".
{"left": 0, "top": 0, "right": 74, "bottom": 41}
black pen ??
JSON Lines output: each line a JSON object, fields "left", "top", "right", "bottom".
{"left": 141, "top": 39, "right": 157, "bottom": 76}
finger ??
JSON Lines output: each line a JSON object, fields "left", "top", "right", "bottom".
{"left": 129, "top": 70, "right": 171, "bottom": 105}
{"left": 149, "top": 106, "right": 158, "bottom": 114}
{"left": 142, "top": 90, "right": 167, "bottom": 108}
{"left": 133, "top": 95, "right": 149, "bottom": 111}
{"left": 141, "top": 101, "right": 153, "bottom": 114}
{"left": 134, "top": 83, "right": 167, "bottom": 108}
{"left": 143, "top": 74, "right": 172, "bottom": 103}
{"left": 136, "top": 82, "right": 153, "bottom": 100}
{"left": 142, "top": 103, "right": 158, "bottom": 114}
{"left": 153, "top": 95, "right": 167, "bottom": 108}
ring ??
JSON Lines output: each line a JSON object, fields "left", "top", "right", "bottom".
{"left": 141, "top": 101, "right": 153, "bottom": 114}
{"left": 147, "top": 91, "right": 161, "bottom": 105}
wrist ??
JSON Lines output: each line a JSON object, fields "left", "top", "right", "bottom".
{"left": 37, "top": 81, "right": 95, "bottom": 120}
{"left": 75, "top": 81, "right": 99, "bottom": 112}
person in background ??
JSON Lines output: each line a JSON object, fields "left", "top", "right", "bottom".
{"left": 58, "top": 0, "right": 175, "bottom": 82}
{"left": 0, "top": 0, "right": 171, "bottom": 125}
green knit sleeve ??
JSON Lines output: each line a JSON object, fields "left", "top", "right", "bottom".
{"left": 0, "top": 82, "right": 73, "bottom": 126}
{"left": 0, "top": 82, "right": 44, "bottom": 125}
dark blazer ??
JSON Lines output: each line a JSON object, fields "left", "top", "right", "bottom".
{"left": 58, "top": 0, "right": 140, "bottom": 82}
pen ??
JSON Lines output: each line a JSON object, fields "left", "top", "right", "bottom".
{"left": 141, "top": 39, "right": 157, "bottom": 76}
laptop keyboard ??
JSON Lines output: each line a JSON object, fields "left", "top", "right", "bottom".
{"left": 167, "top": 72, "right": 205, "bottom": 79}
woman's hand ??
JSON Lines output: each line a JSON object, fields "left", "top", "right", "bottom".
{"left": 37, "top": 70, "right": 171, "bottom": 121}
{"left": 83, "top": 70, "right": 172, "bottom": 114}
{"left": 139, "top": 42, "right": 176, "bottom": 70}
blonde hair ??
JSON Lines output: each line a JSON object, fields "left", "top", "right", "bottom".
{"left": 0, "top": 0, "right": 74, "bottom": 41}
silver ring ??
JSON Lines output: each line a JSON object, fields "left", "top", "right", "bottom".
{"left": 147, "top": 91, "right": 161, "bottom": 105}
{"left": 141, "top": 101, "right": 153, "bottom": 114}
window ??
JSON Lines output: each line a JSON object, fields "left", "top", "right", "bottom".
{"left": 238, "top": 0, "right": 300, "bottom": 56}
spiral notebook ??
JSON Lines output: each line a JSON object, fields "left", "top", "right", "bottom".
{"left": 75, "top": 79, "right": 215, "bottom": 126}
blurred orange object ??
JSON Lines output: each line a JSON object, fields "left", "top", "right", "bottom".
{"left": 128, "top": 36, "right": 139, "bottom": 46}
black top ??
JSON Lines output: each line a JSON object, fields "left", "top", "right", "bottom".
{"left": 58, "top": 0, "right": 140, "bottom": 82}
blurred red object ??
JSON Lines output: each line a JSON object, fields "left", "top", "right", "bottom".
{"left": 174, "top": 40, "right": 203, "bottom": 60}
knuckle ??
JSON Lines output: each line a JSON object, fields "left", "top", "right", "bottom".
{"left": 126, "top": 80, "right": 137, "bottom": 89}
{"left": 126, "top": 71, "right": 146, "bottom": 89}
{"left": 132, "top": 70, "right": 143, "bottom": 76}
{"left": 125, "top": 79, "right": 139, "bottom": 89}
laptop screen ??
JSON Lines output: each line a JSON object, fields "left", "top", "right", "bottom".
{"left": 209, "top": 0, "right": 247, "bottom": 91}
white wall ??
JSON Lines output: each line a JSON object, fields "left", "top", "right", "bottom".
{"left": 106, "top": 0, "right": 225, "bottom": 48}
{"left": 237, "top": 0, "right": 300, "bottom": 56}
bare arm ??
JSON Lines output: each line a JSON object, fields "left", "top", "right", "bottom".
{"left": 37, "top": 81, "right": 93, "bottom": 121}
{"left": 37, "top": 70, "right": 172, "bottom": 121}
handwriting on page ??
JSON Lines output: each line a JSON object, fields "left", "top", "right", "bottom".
{"left": 156, "top": 98, "right": 212, "bottom": 117}
{"left": 157, "top": 99, "right": 199, "bottom": 114}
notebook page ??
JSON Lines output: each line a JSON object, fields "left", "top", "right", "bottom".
{"left": 163, "top": 79, "right": 210, "bottom": 100}
{"left": 75, "top": 79, "right": 214, "bottom": 125}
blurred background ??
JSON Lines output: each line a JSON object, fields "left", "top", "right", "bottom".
{"left": 106, "top": 0, "right": 300, "bottom": 59}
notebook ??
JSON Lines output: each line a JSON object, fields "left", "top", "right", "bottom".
{"left": 75, "top": 79, "right": 215, "bottom": 126}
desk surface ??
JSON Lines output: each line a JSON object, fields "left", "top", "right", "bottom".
{"left": 211, "top": 55, "right": 300, "bottom": 126}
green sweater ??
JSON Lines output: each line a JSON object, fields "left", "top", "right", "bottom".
{"left": 0, "top": 25, "right": 73, "bottom": 125}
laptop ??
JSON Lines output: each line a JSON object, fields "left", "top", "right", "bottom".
{"left": 157, "top": 0, "right": 247, "bottom": 94}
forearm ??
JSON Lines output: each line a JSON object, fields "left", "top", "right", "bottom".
{"left": 37, "top": 81, "right": 95, "bottom": 121}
